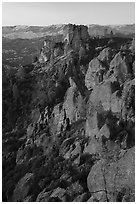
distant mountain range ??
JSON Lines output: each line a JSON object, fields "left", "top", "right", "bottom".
{"left": 2, "top": 24, "right": 135, "bottom": 39}
{"left": 2, "top": 24, "right": 135, "bottom": 67}
{"left": 88, "top": 24, "right": 135, "bottom": 38}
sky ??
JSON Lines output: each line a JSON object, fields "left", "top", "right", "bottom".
{"left": 2, "top": 2, "right": 135, "bottom": 26}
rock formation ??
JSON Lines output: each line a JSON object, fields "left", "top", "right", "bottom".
{"left": 2, "top": 24, "right": 135, "bottom": 202}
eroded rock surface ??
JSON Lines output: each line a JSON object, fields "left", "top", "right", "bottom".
{"left": 12, "top": 173, "right": 34, "bottom": 202}
{"left": 2, "top": 24, "right": 135, "bottom": 202}
{"left": 87, "top": 147, "right": 135, "bottom": 202}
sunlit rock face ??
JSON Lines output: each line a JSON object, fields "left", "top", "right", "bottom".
{"left": 85, "top": 46, "right": 134, "bottom": 91}
{"left": 84, "top": 73, "right": 134, "bottom": 155}
{"left": 39, "top": 24, "right": 90, "bottom": 63}
{"left": 39, "top": 38, "right": 64, "bottom": 62}
{"left": 87, "top": 147, "right": 135, "bottom": 202}
{"left": 63, "top": 24, "right": 90, "bottom": 53}
{"left": 109, "top": 52, "right": 132, "bottom": 84}
{"left": 50, "top": 77, "right": 86, "bottom": 136}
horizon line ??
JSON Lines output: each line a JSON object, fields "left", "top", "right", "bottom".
{"left": 2, "top": 23, "right": 135, "bottom": 27}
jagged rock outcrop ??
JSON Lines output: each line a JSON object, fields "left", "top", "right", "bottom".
{"left": 39, "top": 24, "right": 90, "bottom": 65}
{"left": 36, "top": 189, "right": 52, "bottom": 202}
{"left": 121, "top": 79, "right": 135, "bottom": 122}
{"left": 97, "top": 47, "right": 115, "bottom": 63}
{"left": 2, "top": 24, "right": 135, "bottom": 202}
{"left": 12, "top": 173, "right": 34, "bottom": 202}
{"left": 84, "top": 76, "right": 134, "bottom": 155}
{"left": 85, "top": 47, "right": 115, "bottom": 90}
{"left": 87, "top": 146, "right": 135, "bottom": 202}
{"left": 130, "top": 38, "right": 135, "bottom": 53}
{"left": 85, "top": 46, "right": 134, "bottom": 90}
{"left": 85, "top": 57, "right": 104, "bottom": 90}
{"left": 39, "top": 37, "right": 64, "bottom": 63}
{"left": 84, "top": 78, "right": 121, "bottom": 154}
{"left": 63, "top": 24, "right": 90, "bottom": 54}
{"left": 109, "top": 52, "right": 132, "bottom": 84}
{"left": 50, "top": 77, "right": 86, "bottom": 136}
{"left": 72, "top": 192, "right": 90, "bottom": 202}
{"left": 36, "top": 181, "right": 85, "bottom": 202}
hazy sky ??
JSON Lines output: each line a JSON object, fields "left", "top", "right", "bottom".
{"left": 2, "top": 2, "right": 135, "bottom": 26}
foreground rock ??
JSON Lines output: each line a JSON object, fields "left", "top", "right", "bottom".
{"left": 12, "top": 173, "right": 34, "bottom": 202}
{"left": 87, "top": 146, "right": 135, "bottom": 202}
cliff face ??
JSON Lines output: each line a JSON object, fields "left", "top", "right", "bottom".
{"left": 39, "top": 24, "right": 90, "bottom": 63}
{"left": 2, "top": 24, "right": 135, "bottom": 202}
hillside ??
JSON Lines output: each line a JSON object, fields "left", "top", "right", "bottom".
{"left": 2, "top": 24, "right": 135, "bottom": 202}
{"left": 2, "top": 25, "right": 66, "bottom": 39}
{"left": 88, "top": 24, "right": 135, "bottom": 38}
{"left": 2, "top": 37, "right": 45, "bottom": 66}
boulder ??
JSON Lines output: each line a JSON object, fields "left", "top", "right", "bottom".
{"left": 111, "top": 90, "right": 122, "bottom": 113}
{"left": 110, "top": 52, "right": 132, "bottom": 84}
{"left": 39, "top": 39, "right": 55, "bottom": 63}
{"left": 72, "top": 192, "right": 91, "bottom": 202}
{"left": 63, "top": 77, "right": 86, "bottom": 123}
{"left": 27, "top": 124, "right": 34, "bottom": 138}
{"left": 36, "top": 189, "right": 52, "bottom": 202}
{"left": 106, "top": 146, "right": 135, "bottom": 201}
{"left": 87, "top": 79, "right": 116, "bottom": 117}
{"left": 50, "top": 103, "right": 65, "bottom": 135}
{"left": 12, "top": 173, "right": 34, "bottom": 202}
{"left": 50, "top": 77, "right": 85, "bottom": 135}
{"left": 87, "top": 147, "right": 135, "bottom": 202}
{"left": 23, "top": 195, "right": 33, "bottom": 202}
{"left": 16, "top": 146, "right": 26, "bottom": 165}
{"left": 85, "top": 47, "right": 115, "bottom": 90}
{"left": 59, "top": 133, "right": 84, "bottom": 162}
{"left": 31, "top": 108, "right": 41, "bottom": 124}
{"left": 98, "top": 123, "right": 110, "bottom": 139}
{"left": 50, "top": 187, "right": 66, "bottom": 201}
{"left": 70, "top": 141, "right": 81, "bottom": 164}
{"left": 87, "top": 191, "right": 107, "bottom": 202}
{"left": 34, "top": 133, "right": 52, "bottom": 155}
{"left": 87, "top": 196, "right": 94, "bottom": 202}
{"left": 85, "top": 58, "right": 104, "bottom": 90}
{"left": 121, "top": 79, "right": 135, "bottom": 121}
{"left": 132, "top": 61, "right": 135, "bottom": 76}
{"left": 71, "top": 141, "right": 81, "bottom": 157}
{"left": 84, "top": 78, "right": 123, "bottom": 155}
{"left": 97, "top": 47, "right": 115, "bottom": 64}
{"left": 84, "top": 136, "right": 101, "bottom": 155}
{"left": 59, "top": 172, "right": 72, "bottom": 183}
{"left": 59, "top": 137, "right": 75, "bottom": 157}
{"left": 87, "top": 160, "right": 106, "bottom": 193}
{"left": 129, "top": 38, "right": 135, "bottom": 53}
{"left": 66, "top": 181, "right": 84, "bottom": 201}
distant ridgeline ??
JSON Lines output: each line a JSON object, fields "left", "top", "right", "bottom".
{"left": 2, "top": 24, "right": 135, "bottom": 67}
{"left": 2, "top": 24, "right": 135, "bottom": 39}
